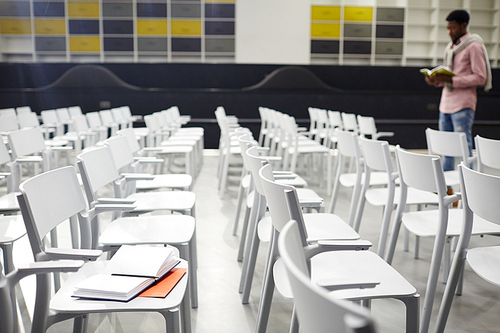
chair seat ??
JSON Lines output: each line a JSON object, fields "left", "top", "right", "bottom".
{"left": 0, "top": 215, "right": 26, "bottom": 243}
{"left": 126, "top": 191, "right": 195, "bottom": 214}
{"left": 275, "top": 174, "right": 308, "bottom": 188}
{"left": 50, "top": 260, "right": 188, "bottom": 313}
{"left": 0, "top": 193, "right": 20, "bottom": 213}
{"left": 287, "top": 144, "right": 330, "bottom": 154}
{"left": 99, "top": 215, "right": 195, "bottom": 245}
{"left": 340, "top": 172, "right": 388, "bottom": 188}
{"left": 136, "top": 174, "right": 192, "bottom": 191}
{"left": 365, "top": 187, "right": 439, "bottom": 207}
{"left": 295, "top": 188, "right": 323, "bottom": 203}
{"left": 467, "top": 246, "right": 500, "bottom": 287}
{"left": 274, "top": 250, "right": 416, "bottom": 300}
{"left": 258, "top": 213, "right": 359, "bottom": 244}
{"left": 403, "top": 209, "right": 500, "bottom": 238}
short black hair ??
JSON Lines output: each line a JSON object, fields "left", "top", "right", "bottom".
{"left": 446, "top": 10, "right": 470, "bottom": 25}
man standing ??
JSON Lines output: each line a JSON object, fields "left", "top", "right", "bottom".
{"left": 425, "top": 9, "right": 492, "bottom": 171}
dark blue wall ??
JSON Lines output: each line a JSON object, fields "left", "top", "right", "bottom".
{"left": 1, "top": 63, "right": 499, "bottom": 149}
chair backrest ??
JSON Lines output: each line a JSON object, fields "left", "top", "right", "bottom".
{"left": 72, "top": 115, "right": 90, "bottom": 133}
{"left": 426, "top": 128, "right": 469, "bottom": 160}
{"left": 104, "top": 135, "right": 135, "bottom": 170}
{"left": 17, "top": 166, "right": 88, "bottom": 256}
{"left": 16, "top": 106, "right": 32, "bottom": 114}
{"left": 395, "top": 146, "right": 445, "bottom": 195}
{"left": 8, "top": 127, "right": 46, "bottom": 159}
{"left": 341, "top": 113, "right": 358, "bottom": 133}
{"left": 0, "top": 115, "right": 19, "bottom": 132}
{"left": 244, "top": 146, "right": 268, "bottom": 196}
{"left": 118, "top": 128, "right": 142, "bottom": 154}
{"left": 357, "top": 115, "right": 377, "bottom": 137}
{"left": 121, "top": 106, "right": 132, "bottom": 119}
{"left": 86, "top": 111, "right": 103, "bottom": 128}
{"left": 335, "top": 129, "right": 361, "bottom": 159}
{"left": 461, "top": 164, "right": 500, "bottom": 225}
{"left": 278, "top": 220, "right": 375, "bottom": 333}
{"left": 258, "top": 163, "right": 294, "bottom": 232}
{"left": 359, "top": 137, "right": 393, "bottom": 173}
{"left": 55, "top": 108, "right": 71, "bottom": 122}
{"left": 0, "top": 108, "right": 17, "bottom": 117}
{"left": 17, "top": 112, "right": 40, "bottom": 129}
{"left": 111, "top": 108, "right": 125, "bottom": 123}
{"left": 99, "top": 110, "right": 115, "bottom": 126}
{"left": 40, "top": 109, "right": 58, "bottom": 125}
{"left": 475, "top": 135, "right": 500, "bottom": 173}
{"left": 77, "top": 146, "right": 120, "bottom": 203}
{"left": 327, "top": 111, "right": 343, "bottom": 130}
{"left": 68, "top": 106, "right": 83, "bottom": 118}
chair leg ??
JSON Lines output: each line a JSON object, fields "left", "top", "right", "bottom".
{"left": 289, "top": 307, "right": 299, "bottom": 333}
{"left": 162, "top": 308, "right": 181, "bottom": 333}
{"left": 233, "top": 177, "right": 246, "bottom": 236}
{"left": 237, "top": 205, "right": 251, "bottom": 262}
{"left": 400, "top": 294, "right": 420, "bottom": 333}
{"left": 239, "top": 194, "right": 260, "bottom": 290}
{"left": 255, "top": 230, "right": 278, "bottom": 333}
{"left": 240, "top": 197, "right": 266, "bottom": 303}
{"left": 434, "top": 252, "right": 467, "bottom": 333}
{"left": 420, "top": 212, "right": 449, "bottom": 333}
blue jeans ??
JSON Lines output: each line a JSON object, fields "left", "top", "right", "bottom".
{"left": 438, "top": 108, "right": 475, "bottom": 171}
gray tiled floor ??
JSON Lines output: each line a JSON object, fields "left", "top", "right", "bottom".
{"left": 11, "top": 150, "right": 500, "bottom": 333}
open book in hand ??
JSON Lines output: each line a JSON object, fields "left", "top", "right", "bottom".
{"left": 73, "top": 245, "right": 180, "bottom": 302}
{"left": 420, "top": 65, "right": 455, "bottom": 77}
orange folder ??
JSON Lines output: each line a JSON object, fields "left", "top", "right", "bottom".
{"left": 138, "top": 267, "right": 187, "bottom": 298}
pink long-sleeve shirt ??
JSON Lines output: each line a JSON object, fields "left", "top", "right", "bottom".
{"left": 439, "top": 33, "right": 488, "bottom": 114}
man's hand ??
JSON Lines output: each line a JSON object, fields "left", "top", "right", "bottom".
{"left": 425, "top": 74, "right": 452, "bottom": 86}
{"left": 425, "top": 75, "right": 438, "bottom": 86}
{"left": 433, "top": 74, "right": 453, "bottom": 83}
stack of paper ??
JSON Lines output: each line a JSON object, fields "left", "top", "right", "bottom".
{"left": 73, "top": 245, "right": 180, "bottom": 302}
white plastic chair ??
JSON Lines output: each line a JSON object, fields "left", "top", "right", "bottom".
{"left": 144, "top": 114, "right": 198, "bottom": 179}
{"left": 255, "top": 163, "right": 364, "bottom": 332}
{"left": 357, "top": 115, "right": 394, "bottom": 140}
{"left": 99, "top": 109, "right": 119, "bottom": 136}
{"left": 117, "top": 128, "right": 193, "bottom": 190}
{"left": 280, "top": 114, "right": 332, "bottom": 190}
{"left": 215, "top": 107, "right": 246, "bottom": 197}
{"left": 79, "top": 138, "right": 198, "bottom": 308}
{"left": 435, "top": 164, "right": 500, "bottom": 333}
{"left": 239, "top": 146, "right": 325, "bottom": 304}
{"left": 328, "top": 129, "right": 389, "bottom": 227}
{"left": 77, "top": 145, "right": 196, "bottom": 219}
{"left": 85, "top": 111, "right": 109, "bottom": 142}
{"left": 17, "top": 166, "right": 191, "bottom": 333}
{"left": 40, "top": 109, "right": 64, "bottom": 137}
{"left": 341, "top": 112, "right": 359, "bottom": 134}
{"left": 426, "top": 128, "right": 476, "bottom": 186}
{"left": 275, "top": 185, "right": 420, "bottom": 332}
{"left": 385, "top": 147, "right": 500, "bottom": 333}
{"left": 8, "top": 127, "right": 72, "bottom": 188}
{"left": 278, "top": 220, "right": 375, "bottom": 333}
{"left": 354, "top": 138, "right": 439, "bottom": 256}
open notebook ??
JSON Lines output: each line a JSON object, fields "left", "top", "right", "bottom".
{"left": 73, "top": 245, "right": 180, "bottom": 302}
